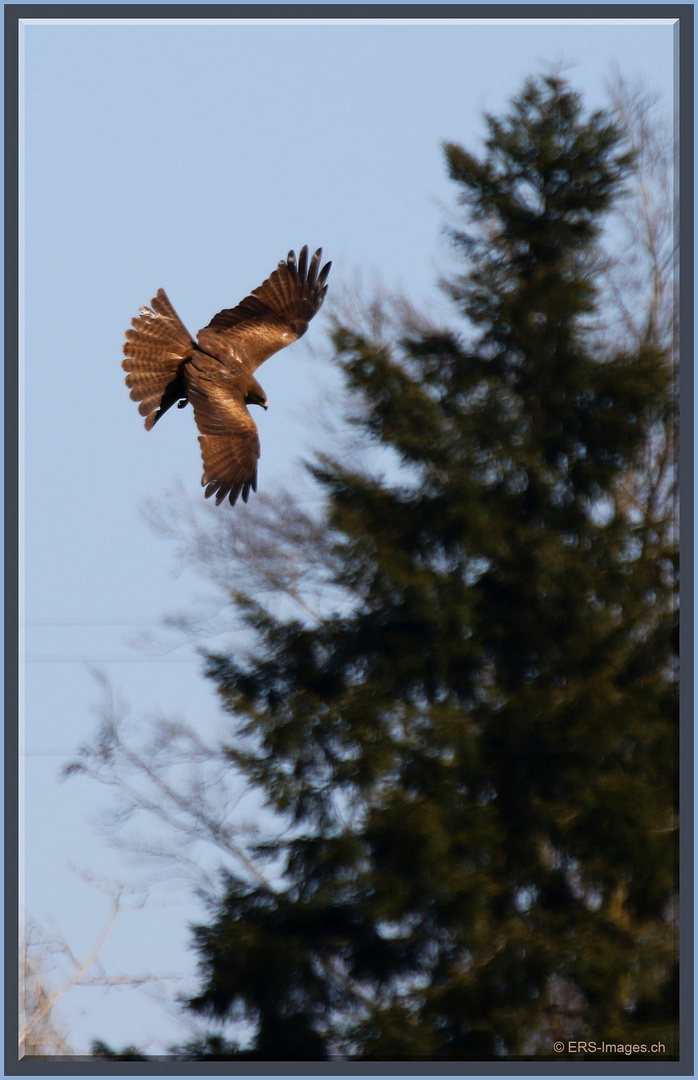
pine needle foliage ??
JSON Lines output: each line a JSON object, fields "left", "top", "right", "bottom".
{"left": 186, "top": 75, "right": 678, "bottom": 1061}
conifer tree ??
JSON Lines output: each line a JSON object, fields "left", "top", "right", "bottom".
{"left": 128, "top": 75, "right": 681, "bottom": 1060}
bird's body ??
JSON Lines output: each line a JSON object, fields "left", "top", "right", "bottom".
{"left": 122, "top": 246, "right": 331, "bottom": 505}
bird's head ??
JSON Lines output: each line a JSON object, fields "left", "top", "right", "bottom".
{"left": 245, "top": 378, "right": 268, "bottom": 410}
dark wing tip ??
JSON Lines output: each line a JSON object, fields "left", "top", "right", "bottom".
{"left": 285, "top": 246, "right": 332, "bottom": 318}
{"left": 318, "top": 259, "right": 332, "bottom": 289}
{"left": 203, "top": 475, "right": 256, "bottom": 508}
{"left": 284, "top": 246, "right": 330, "bottom": 288}
{"left": 204, "top": 479, "right": 242, "bottom": 507}
{"left": 307, "top": 249, "right": 320, "bottom": 288}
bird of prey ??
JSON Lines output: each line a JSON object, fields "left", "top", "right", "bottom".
{"left": 123, "top": 246, "right": 331, "bottom": 506}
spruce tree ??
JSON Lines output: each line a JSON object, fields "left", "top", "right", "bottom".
{"left": 181, "top": 74, "right": 677, "bottom": 1060}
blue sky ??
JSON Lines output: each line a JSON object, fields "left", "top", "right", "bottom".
{"left": 20, "top": 13, "right": 675, "bottom": 1061}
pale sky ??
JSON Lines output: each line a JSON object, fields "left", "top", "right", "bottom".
{"left": 19, "top": 12, "right": 676, "bottom": 1063}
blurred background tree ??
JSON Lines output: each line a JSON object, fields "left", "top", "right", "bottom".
{"left": 72, "top": 72, "right": 678, "bottom": 1061}
{"left": 20, "top": 927, "right": 73, "bottom": 1058}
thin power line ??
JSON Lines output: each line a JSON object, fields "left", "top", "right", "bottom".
{"left": 22, "top": 657, "right": 200, "bottom": 664}
{"left": 22, "top": 749, "right": 75, "bottom": 757}
{"left": 24, "top": 619, "right": 170, "bottom": 628}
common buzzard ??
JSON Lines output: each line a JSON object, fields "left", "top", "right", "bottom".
{"left": 123, "top": 246, "right": 331, "bottom": 506}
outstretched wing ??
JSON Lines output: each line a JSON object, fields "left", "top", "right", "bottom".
{"left": 196, "top": 246, "right": 331, "bottom": 371}
{"left": 185, "top": 350, "right": 260, "bottom": 506}
{"left": 123, "top": 289, "right": 195, "bottom": 430}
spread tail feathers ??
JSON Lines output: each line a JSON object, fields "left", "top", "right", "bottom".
{"left": 122, "top": 289, "right": 195, "bottom": 430}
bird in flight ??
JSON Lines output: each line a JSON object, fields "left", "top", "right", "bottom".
{"left": 123, "top": 246, "right": 331, "bottom": 506}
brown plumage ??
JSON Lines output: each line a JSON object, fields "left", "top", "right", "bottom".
{"left": 123, "top": 246, "right": 331, "bottom": 505}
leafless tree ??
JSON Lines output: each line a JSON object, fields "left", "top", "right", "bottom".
{"left": 600, "top": 73, "right": 677, "bottom": 544}
{"left": 20, "top": 874, "right": 181, "bottom": 1058}
{"left": 62, "top": 671, "right": 277, "bottom": 896}
{"left": 20, "top": 927, "right": 73, "bottom": 1057}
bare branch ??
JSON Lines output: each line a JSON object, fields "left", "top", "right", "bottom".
{"left": 63, "top": 672, "right": 278, "bottom": 893}
{"left": 595, "top": 73, "right": 678, "bottom": 546}
{"left": 20, "top": 875, "right": 185, "bottom": 1058}
{"left": 141, "top": 482, "right": 350, "bottom": 631}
